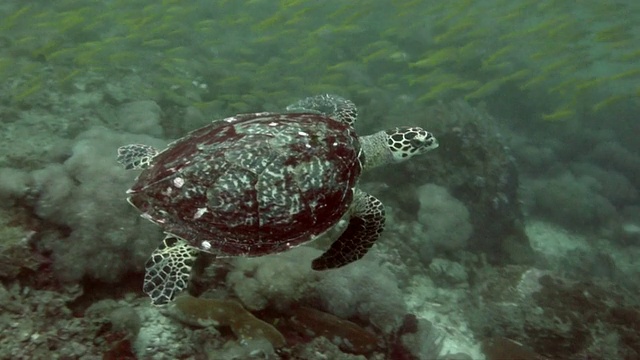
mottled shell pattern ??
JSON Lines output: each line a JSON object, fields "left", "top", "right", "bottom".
{"left": 126, "top": 112, "right": 361, "bottom": 256}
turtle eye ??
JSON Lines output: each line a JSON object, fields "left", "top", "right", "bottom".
{"left": 410, "top": 138, "right": 425, "bottom": 148}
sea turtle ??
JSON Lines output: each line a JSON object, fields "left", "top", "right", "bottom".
{"left": 117, "top": 94, "right": 438, "bottom": 306}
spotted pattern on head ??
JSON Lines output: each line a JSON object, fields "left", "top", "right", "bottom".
{"left": 385, "top": 127, "right": 438, "bottom": 162}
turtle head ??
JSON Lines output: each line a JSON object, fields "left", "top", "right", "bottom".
{"left": 385, "top": 127, "right": 438, "bottom": 162}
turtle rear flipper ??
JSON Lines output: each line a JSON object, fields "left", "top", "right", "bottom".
{"left": 117, "top": 144, "right": 158, "bottom": 170}
{"left": 312, "top": 190, "right": 385, "bottom": 270}
{"left": 144, "top": 235, "right": 198, "bottom": 306}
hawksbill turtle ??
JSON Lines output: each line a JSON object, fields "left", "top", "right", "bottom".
{"left": 117, "top": 94, "right": 438, "bottom": 306}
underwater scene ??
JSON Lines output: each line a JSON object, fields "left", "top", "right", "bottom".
{"left": 0, "top": 0, "right": 639, "bottom": 359}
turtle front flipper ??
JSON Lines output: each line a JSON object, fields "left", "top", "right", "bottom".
{"left": 117, "top": 144, "right": 159, "bottom": 170}
{"left": 286, "top": 94, "right": 358, "bottom": 126}
{"left": 143, "top": 234, "right": 198, "bottom": 306}
{"left": 312, "top": 189, "right": 385, "bottom": 270}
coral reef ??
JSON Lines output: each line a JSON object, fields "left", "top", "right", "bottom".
{"left": 0, "top": 209, "right": 44, "bottom": 280}
{"left": 481, "top": 337, "right": 550, "bottom": 360}
{"left": 24, "top": 127, "right": 166, "bottom": 284}
{"left": 589, "top": 141, "right": 640, "bottom": 187}
{"left": 226, "top": 247, "right": 322, "bottom": 313}
{"left": 569, "top": 162, "right": 638, "bottom": 207}
{"left": 313, "top": 254, "right": 407, "bottom": 335}
{"left": 169, "top": 295, "right": 286, "bottom": 349}
{"left": 393, "top": 316, "right": 445, "bottom": 360}
{"left": 0, "top": 167, "right": 31, "bottom": 207}
{"left": 0, "top": 2, "right": 637, "bottom": 359}
{"left": 526, "top": 172, "right": 617, "bottom": 231}
{"left": 0, "top": 283, "right": 140, "bottom": 359}
{"left": 288, "top": 306, "right": 379, "bottom": 354}
{"left": 417, "top": 184, "right": 472, "bottom": 253}
{"left": 187, "top": 246, "right": 445, "bottom": 359}
{"left": 468, "top": 265, "right": 640, "bottom": 359}
{"left": 225, "top": 246, "right": 408, "bottom": 336}
{"left": 114, "top": 100, "right": 164, "bottom": 137}
{"left": 290, "top": 337, "right": 376, "bottom": 360}
{"left": 129, "top": 301, "right": 195, "bottom": 359}
{"left": 372, "top": 100, "right": 533, "bottom": 265}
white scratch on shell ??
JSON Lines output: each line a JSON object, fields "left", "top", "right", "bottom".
{"left": 194, "top": 207, "right": 208, "bottom": 219}
{"left": 173, "top": 177, "right": 185, "bottom": 188}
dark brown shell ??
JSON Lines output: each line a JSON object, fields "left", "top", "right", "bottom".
{"left": 127, "top": 112, "right": 361, "bottom": 256}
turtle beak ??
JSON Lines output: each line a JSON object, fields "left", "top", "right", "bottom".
{"left": 416, "top": 133, "right": 438, "bottom": 152}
